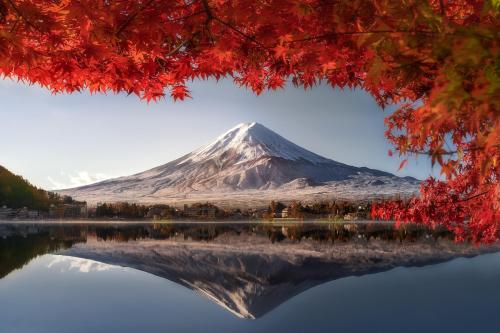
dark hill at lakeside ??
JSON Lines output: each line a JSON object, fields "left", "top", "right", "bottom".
{"left": 0, "top": 165, "right": 78, "bottom": 211}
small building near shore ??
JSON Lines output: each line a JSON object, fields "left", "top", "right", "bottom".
{"left": 0, "top": 205, "right": 14, "bottom": 219}
{"left": 183, "top": 203, "right": 218, "bottom": 219}
{"left": 344, "top": 212, "right": 359, "bottom": 221}
{"left": 147, "top": 205, "right": 176, "bottom": 220}
{"left": 49, "top": 202, "right": 88, "bottom": 219}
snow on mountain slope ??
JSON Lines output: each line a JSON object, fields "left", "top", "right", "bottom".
{"left": 180, "top": 122, "right": 331, "bottom": 165}
{"left": 58, "top": 122, "right": 419, "bottom": 204}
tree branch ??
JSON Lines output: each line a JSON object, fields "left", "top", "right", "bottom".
{"left": 165, "top": 38, "right": 190, "bottom": 57}
{"left": 6, "top": 0, "right": 43, "bottom": 33}
{"left": 116, "top": 0, "right": 156, "bottom": 36}
{"left": 212, "top": 16, "right": 269, "bottom": 49}
{"left": 406, "top": 144, "right": 499, "bottom": 156}
{"left": 439, "top": 0, "right": 446, "bottom": 16}
{"left": 0, "top": 0, "right": 7, "bottom": 23}
{"left": 290, "top": 28, "right": 495, "bottom": 43}
{"left": 116, "top": 1, "right": 205, "bottom": 37}
{"left": 290, "top": 29, "right": 438, "bottom": 43}
{"left": 200, "top": 0, "right": 268, "bottom": 49}
{"left": 457, "top": 190, "right": 489, "bottom": 203}
{"left": 201, "top": 0, "right": 213, "bottom": 21}
{"left": 169, "top": 9, "right": 206, "bottom": 23}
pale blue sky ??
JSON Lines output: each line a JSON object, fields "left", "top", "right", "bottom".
{"left": 0, "top": 78, "right": 438, "bottom": 190}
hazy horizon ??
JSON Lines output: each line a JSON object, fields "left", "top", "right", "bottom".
{"left": 1, "top": 77, "right": 438, "bottom": 190}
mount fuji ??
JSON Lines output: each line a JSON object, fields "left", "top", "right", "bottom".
{"left": 59, "top": 122, "right": 419, "bottom": 206}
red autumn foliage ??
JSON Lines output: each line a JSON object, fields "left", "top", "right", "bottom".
{"left": 0, "top": 0, "right": 498, "bottom": 242}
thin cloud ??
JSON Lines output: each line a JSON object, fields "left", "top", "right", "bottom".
{"left": 47, "top": 176, "right": 68, "bottom": 190}
{"left": 47, "top": 171, "right": 113, "bottom": 190}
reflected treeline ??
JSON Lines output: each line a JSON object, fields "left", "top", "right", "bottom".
{"left": 0, "top": 222, "right": 456, "bottom": 246}
{"left": 0, "top": 232, "right": 79, "bottom": 279}
{"left": 0, "top": 222, "right": 455, "bottom": 280}
{"left": 86, "top": 223, "right": 456, "bottom": 244}
{"left": 94, "top": 222, "right": 453, "bottom": 243}
{"left": 267, "top": 223, "right": 454, "bottom": 244}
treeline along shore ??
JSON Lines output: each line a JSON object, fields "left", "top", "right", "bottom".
{"left": 1, "top": 199, "right": 378, "bottom": 222}
{"left": 0, "top": 164, "right": 402, "bottom": 222}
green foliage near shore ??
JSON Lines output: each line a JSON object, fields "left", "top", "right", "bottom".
{"left": 0, "top": 165, "right": 75, "bottom": 211}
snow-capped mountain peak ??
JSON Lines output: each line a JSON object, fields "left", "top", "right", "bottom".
{"left": 58, "top": 122, "right": 419, "bottom": 204}
{"left": 180, "top": 122, "right": 328, "bottom": 165}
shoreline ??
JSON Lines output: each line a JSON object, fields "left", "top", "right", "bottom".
{"left": 0, "top": 219, "right": 397, "bottom": 225}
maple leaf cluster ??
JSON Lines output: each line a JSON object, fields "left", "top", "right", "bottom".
{"left": 0, "top": 0, "right": 498, "bottom": 242}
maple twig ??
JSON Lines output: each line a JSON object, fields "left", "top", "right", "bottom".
{"left": 394, "top": 58, "right": 435, "bottom": 71}
{"left": 0, "top": 1, "right": 6, "bottom": 23}
{"left": 291, "top": 29, "right": 439, "bottom": 43}
{"left": 9, "top": 17, "right": 20, "bottom": 33}
{"left": 201, "top": 0, "right": 213, "bottom": 20}
{"left": 200, "top": 0, "right": 215, "bottom": 42}
{"left": 6, "top": 0, "right": 42, "bottom": 33}
{"left": 156, "top": 32, "right": 199, "bottom": 69}
{"left": 292, "top": 28, "right": 497, "bottom": 43}
{"left": 213, "top": 16, "right": 269, "bottom": 49}
{"left": 165, "top": 38, "right": 189, "bottom": 57}
{"left": 200, "top": 0, "right": 268, "bottom": 49}
{"left": 116, "top": 0, "right": 156, "bottom": 36}
{"left": 439, "top": 0, "right": 446, "bottom": 16}
{"left": 169, "top": 9, "right": 206, "bottom": 23}
{"left": 457, "top": 190, "right": 489, "bottom": 203}
{"left": 406, "top": 144, "right": 499, "bottom": 156}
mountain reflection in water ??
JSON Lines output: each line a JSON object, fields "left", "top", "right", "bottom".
{"left": 1, "top": 222, "right": 498, "bottom": 319}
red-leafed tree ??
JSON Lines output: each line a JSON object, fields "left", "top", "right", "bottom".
{"left": 0, "top": 0, "right": 498, "bottom": 242}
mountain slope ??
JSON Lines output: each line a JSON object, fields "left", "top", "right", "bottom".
{"left": 59, "top": 122, "right": 419, "bottom": 205}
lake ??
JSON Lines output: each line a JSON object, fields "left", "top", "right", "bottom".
{"left": 1, "top": 222, "right": 499, "bottom": 333}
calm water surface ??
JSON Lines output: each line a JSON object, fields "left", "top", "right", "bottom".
{"left": 0, "top": 222, "right": 499, "bottom": 333}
